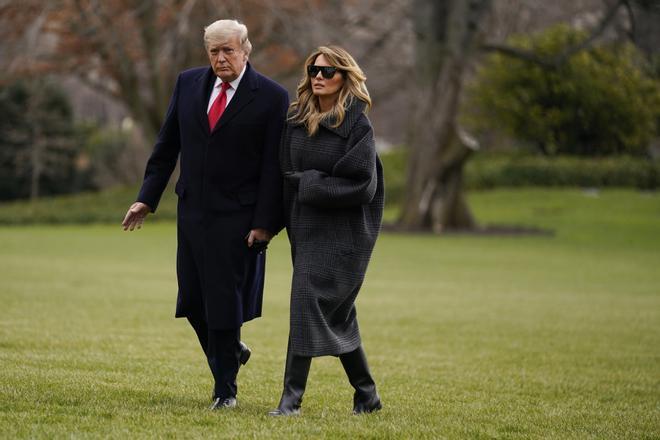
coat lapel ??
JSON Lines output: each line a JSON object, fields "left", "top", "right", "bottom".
{"left": 194, "top": 67, "right": 216, "bottom": 134}
{"left": 212, "top": 63, "right": 259, "bottom": 133}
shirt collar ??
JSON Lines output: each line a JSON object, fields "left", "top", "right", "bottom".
{"left": 213, "top": 64, "right": 247, "bottom": 90}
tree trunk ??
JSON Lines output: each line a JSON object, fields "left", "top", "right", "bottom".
{"left": 29, "top": 137, "right": 42, "bottom": 201}
{"left": 399, "top": 0, "right": 491, "bottom": 232}
{"left": 627, "top": 0, "right": 660, "bottom": 61}
{"left": 28, "top": 85, "right": 42, "bottom": 201}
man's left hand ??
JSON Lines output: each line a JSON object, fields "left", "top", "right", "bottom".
{"left": 246, "top": 228, "right": 273, "bottom": 247}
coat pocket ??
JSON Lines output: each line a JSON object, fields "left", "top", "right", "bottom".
{"left": 237, "top": 191, "right": 257, "bottom": 206}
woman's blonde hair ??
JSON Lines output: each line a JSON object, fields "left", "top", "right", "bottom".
{"left": 290, "top": 45, "right": 371, "bottom": 136}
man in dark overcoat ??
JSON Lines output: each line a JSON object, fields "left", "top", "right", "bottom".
{"left": 122, "top": 19, "right": 289, "bottom": 409}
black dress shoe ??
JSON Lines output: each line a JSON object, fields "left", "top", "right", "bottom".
{"left": 268, "top": 407, "right": 300, "bottom": 416}
{"left": 353, "top": 394, "right": 382, "bottom": 414}
{"left": 239, "top": 341, "right": 251, "bottom": 365}
{"left": 210, "top": 397, "right": 237, "bottom": 410}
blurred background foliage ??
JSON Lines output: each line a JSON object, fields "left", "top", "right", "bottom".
{"left": 0, "top": 0, "right": 659, "bottom": 229}
{"left": 0, "top": 79, "right": 91, "bottom": 201}
{"left": 2, "top": 149, "right": 658, "bottom": 225}
{"left": 464, "top": 24, "right": 660, "bottom": 157}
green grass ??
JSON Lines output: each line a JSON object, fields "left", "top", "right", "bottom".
{"left": 1, "top": 188, "right": 659, "bottom": 438}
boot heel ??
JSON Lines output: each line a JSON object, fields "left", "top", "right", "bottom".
{"left": 340, "top": 346, "right": 382, "bottom": 415}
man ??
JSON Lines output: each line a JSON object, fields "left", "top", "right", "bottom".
{"left": 122, "top": 19, "right": 288, "bottom": 410}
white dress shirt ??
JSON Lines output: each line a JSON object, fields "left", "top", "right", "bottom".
{"left": 207, "top": 65, "right": 247, "bottom": 113}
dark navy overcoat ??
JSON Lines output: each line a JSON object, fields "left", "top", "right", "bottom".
{"left": 136, "top": 63, "right": 289, "bottom": 329}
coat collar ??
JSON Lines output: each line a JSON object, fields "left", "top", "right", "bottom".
{"left": 213, "top": 62, "right": 259, "bottom": 132}
{"left": 318, "top": 99, "right": 367, "bottom": 138}
{"left": 194, "top": 62, "right": 260, "bottom": 133}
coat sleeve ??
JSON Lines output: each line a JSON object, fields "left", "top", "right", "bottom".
{"left": 136, "top": 75, "right": 181, "bottom": 213}
{"left": 251, "top": 88, "right": 289, "bottom": 233}
{"left": 297, "top": 122, "right": 378, "bottom": 209}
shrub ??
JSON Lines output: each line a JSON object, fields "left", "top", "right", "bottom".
{"left": 464, "top": 25, "right": 660, "bottom": 157}
{"left": 0, "top": 79, "right": 93, "bottom": 201}
{"left": 379, "top": 148, "right": 407, "bottom": 206}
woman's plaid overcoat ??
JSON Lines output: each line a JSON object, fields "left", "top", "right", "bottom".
{"left": 280, "top": 100, "right": 384, "bottom": 356}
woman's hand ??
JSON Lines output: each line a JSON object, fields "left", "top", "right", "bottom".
{"left": 283, "top": 171, "right": 303, "bottom": 188}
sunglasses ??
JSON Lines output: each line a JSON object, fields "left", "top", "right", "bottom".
{"left": 307, "top": 65, "right": 340, "bottom": 79}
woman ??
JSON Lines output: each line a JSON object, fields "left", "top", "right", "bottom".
{"left": 270, "top": 46, "right": 384, "bottom": 416}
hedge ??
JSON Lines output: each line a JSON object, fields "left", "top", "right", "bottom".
{"left": 465, "top": 154, "right": 659, "bottom": 190}
{"left": 0, "top": 185, "right": 177, "bottom": 225}
{"left": 380, "top": 150, "right": 658, "bottom": 206}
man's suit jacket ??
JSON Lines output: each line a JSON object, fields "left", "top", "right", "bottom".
{"left": 136, "top": 63, "right": 289, "bottom": 329}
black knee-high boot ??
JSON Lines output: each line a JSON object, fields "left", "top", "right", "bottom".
{"left": 268, "top": 343, "right": 311, "bottom": 416}
{"left": 339, "top": 346, "right": 382, "bottom": 414}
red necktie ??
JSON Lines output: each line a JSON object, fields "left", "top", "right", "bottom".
{"left": 208, "top": 82, "right": 231, "bottom": 130}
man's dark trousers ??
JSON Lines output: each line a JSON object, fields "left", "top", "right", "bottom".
{"left": 187, "top": 314, "right": 241, "bottom": 399}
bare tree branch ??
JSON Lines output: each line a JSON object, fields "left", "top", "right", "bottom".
{"left": 622, "top": 0, "right": 636, "bottom": 39}
{"left": 481, "top": 0, "right": 625, "bottom": 68}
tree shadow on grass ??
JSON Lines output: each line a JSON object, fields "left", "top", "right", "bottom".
{"left": 382, "top": 222, "right": 554, "bottom": 236}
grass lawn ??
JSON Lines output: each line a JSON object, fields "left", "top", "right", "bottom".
{"left": 0, "top": 188, "right": 658, "bottom": 439}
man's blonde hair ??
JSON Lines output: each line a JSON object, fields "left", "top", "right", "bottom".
{"left": 204, "top": 19, "right": 252, "bottom": 55}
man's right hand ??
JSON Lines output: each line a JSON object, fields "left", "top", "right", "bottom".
{"left": 122, "top": 202, "right": 151, "bottom": 231}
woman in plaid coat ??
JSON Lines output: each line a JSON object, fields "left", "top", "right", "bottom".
{"left": 270, "top": 46, "right": 384, "bottom": 416}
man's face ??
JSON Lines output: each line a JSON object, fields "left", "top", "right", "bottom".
{"left": 207, "top": 35, "right": 247, "bottom": 82}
